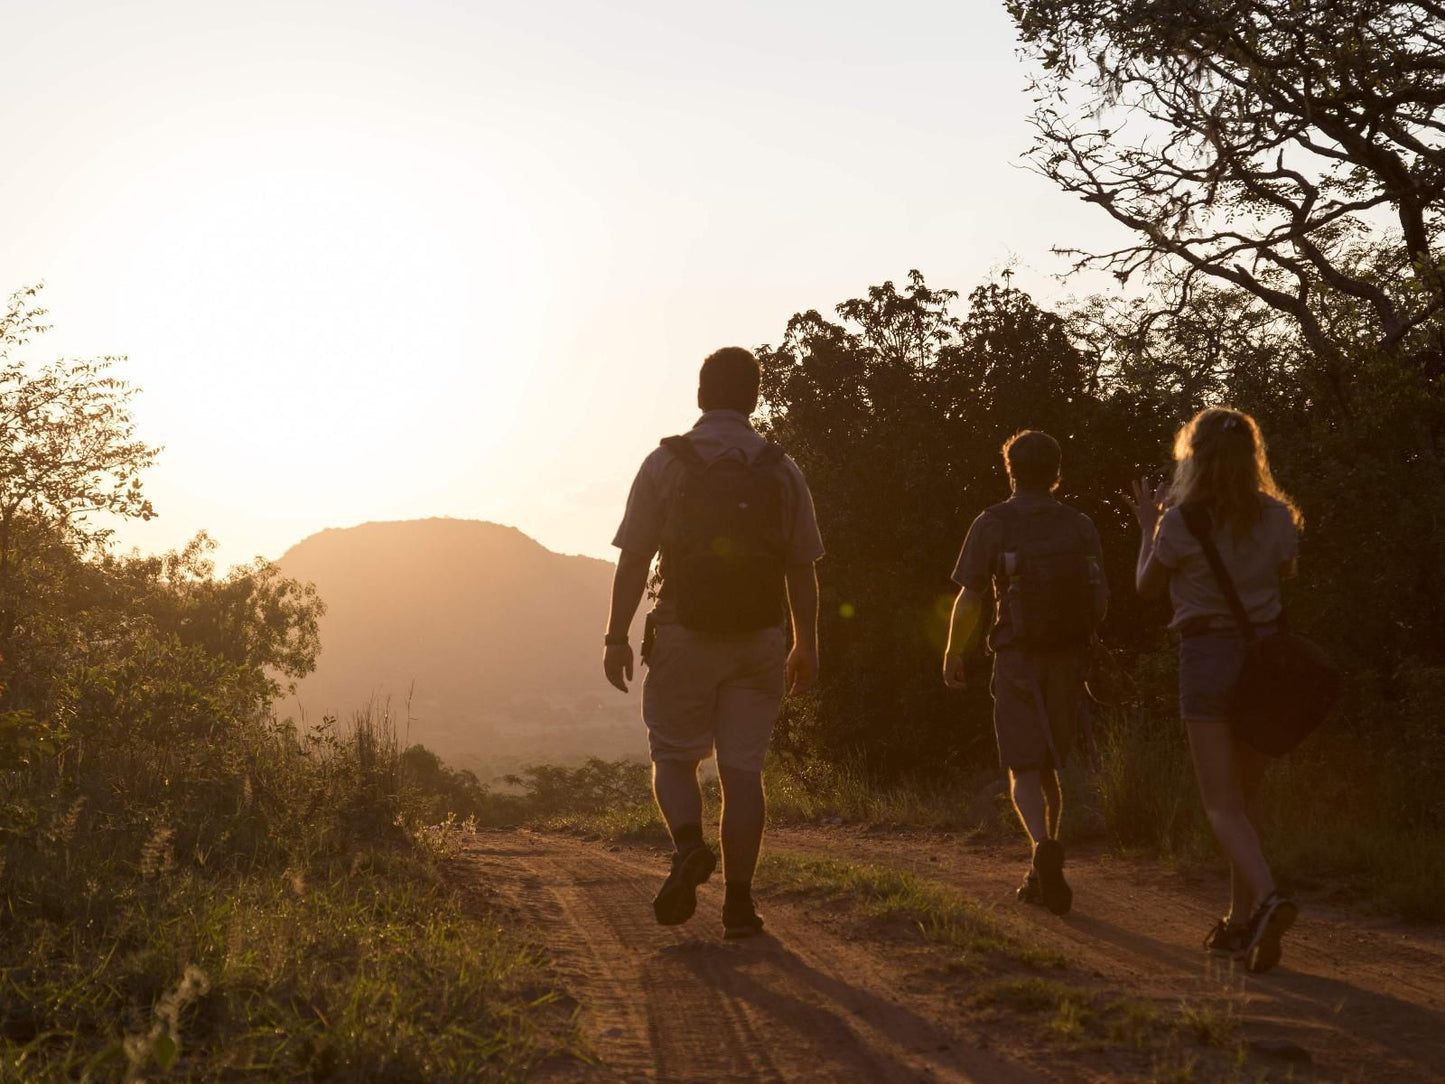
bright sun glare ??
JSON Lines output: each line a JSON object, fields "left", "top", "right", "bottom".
{"left": 77, "top": 129, "right": 543, "bottom": 523}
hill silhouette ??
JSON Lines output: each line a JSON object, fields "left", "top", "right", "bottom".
{"left": 278, "top": 518, "right": 644, "bottom": 774}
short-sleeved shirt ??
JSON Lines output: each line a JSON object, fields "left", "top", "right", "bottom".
{"left": 951, "top": 492, "right": 1107, "bottom": 650}
{"left": 1152, "top": 496, "right": 1298, "bottom": 630}
{"left": 612, "top": 410, "right": 825, "bottom": 623}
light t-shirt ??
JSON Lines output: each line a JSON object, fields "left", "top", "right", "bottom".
{"left": 1152, "top": 496, "right": 1298, "bottom": 630}
{"left": 612, "top": 409, "right": 825, "bottom": 623}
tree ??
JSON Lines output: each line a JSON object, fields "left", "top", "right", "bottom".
{"left": 1008, "top": 0, "right": 1445, "bottom": 414}
{"left": 114, "top": 533, "right": 325, "bottom": 694}
{"left": 757, "top": 274, "right": 1156, "bottom": 778}
{"left": 0, "top": 285, "right": 159, "bottom": 647}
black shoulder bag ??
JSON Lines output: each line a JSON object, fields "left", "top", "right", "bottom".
{"left": 1180, "top": 504, "right": 1340, "bottom": 756}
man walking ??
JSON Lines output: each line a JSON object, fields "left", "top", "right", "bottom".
{"left": 943, "top": 430, "right": 1106, "bottom": 915}
{"left": 603, "top": 347, "right": 824, "bottom": 938}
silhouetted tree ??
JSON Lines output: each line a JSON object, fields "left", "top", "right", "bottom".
{"left": 1009, "top": 0, "right": 1445, "bottom": 416}
{"left": 758, "top": 274, "right": 1158, "bottom": 778}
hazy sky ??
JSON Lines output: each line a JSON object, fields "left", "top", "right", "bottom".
{"left": 3, "top": 0, "right": 1128, "bottom": 568}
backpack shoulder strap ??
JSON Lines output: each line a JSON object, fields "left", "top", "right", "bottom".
{"left": 752, "top": 442, "right": 786, "bottom": 468}
{"left": 986, "top": 502, "right": 1018, "bottom": 578}
{"left": 660, "top": 435, "right": 706, "bottom": 470}
{"left": 1180, "top": 503, "right": 1257, "bottom": 643}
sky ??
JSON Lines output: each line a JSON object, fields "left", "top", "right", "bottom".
{"left": 2, "top": 0, "right": 1130, "bottom": 569}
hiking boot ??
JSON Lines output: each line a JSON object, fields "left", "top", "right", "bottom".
{"left": 722, "top": 898, "right": 765, "bottom": 940}
{"left": 653, "top": 843, "right": 717, "bottom": 926}
{"left": 1203, "top": 917, "right": 1250, "bottom": 957}
{"left": 1016, "top": 869, "right": 1043, "bottom": 906}
{"left": 1243, "top": 892, "right": 1298, "bottom": 974}
{"left": 1032, "top": 839, "right": 1072, "bottom": 916}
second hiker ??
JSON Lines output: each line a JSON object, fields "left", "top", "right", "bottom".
{"left": 602, "top": 347, "right": 824, "bottom": 939}
{"left": 943, "top": 430, "right": 1107, "bottom": 915}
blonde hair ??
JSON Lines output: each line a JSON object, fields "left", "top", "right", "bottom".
{"left": 1170, "top": 407, "right": 1302, "bottom": 535}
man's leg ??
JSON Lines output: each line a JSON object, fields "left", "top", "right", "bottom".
{"left": 641, "top": 625, "right": 722, "bottom": 926}
{"left": 718, "top": 766, "right": 765, "bottom": 884}
{"left": 653, "top": 759, "right": 704, "bottom": 851}
{"left": 1041, "top": 767, "right": 1063, "bottom": 841}
{"left": 1009, "top": 768, "right": 1050, "bottom": 847}
{"left": 711, "top": 628, "right": 785, "bottom": 938}
{"left": 650, "top": 758, "right": 718, "bottom": 926}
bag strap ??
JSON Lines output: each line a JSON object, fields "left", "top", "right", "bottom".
{"left": 754, "top": 442, "right": 786, "bottom": 469}
{"left": 1179, "top": 503, "right": 1257, "bottom": 644}
{"left": 986, "top": 502, "right": 1018, "bottom": 577}
{"left": 660, "top": 435, "right": 706, "bottom": 469}
{"left": 662, "top": 435, "right": 786, "bottom": 472}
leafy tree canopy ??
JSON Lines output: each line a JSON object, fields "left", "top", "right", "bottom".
{"left": 1009, "top": 0, "right": 1445, "bottom": 413}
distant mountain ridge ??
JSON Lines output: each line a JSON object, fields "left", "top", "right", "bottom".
{"left": 278, "top": 518, "right": 643, "bottom": 771}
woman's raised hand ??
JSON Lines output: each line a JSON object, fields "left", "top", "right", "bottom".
{"left": 1124, "top": 476, "right": 1170, "bottom": 529}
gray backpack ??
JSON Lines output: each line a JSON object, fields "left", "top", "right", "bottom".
{"left": 989, "top": 501, "right": 1098, "bottom": 650}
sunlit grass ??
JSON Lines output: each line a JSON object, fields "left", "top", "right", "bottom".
{"left": 970, "top": 977, "right": 1246, "bottom": 1081}
{"left": 756, "top": 851, "right": 1060, "bottom": 969}
{"left": 1, "top": 708, "right": 581, "bottom": 1082}
{"left": 1, "top": 851, "right": 573, "bottom": 1082}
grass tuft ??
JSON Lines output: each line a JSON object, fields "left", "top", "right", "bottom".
{"left": 756, "top": 852, "right": 1061, "bottom": 968}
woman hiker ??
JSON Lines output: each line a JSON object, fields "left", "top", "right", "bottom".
{"left": 1125, "top": 406, "right": 1301, "bottom": 973}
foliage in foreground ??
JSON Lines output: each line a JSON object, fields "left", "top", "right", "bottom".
{"left": 0, "top": 292, "right": 573, "bottom": 1080}
{"left": 2, "top": 694, "right": 574, "bottom": 1083}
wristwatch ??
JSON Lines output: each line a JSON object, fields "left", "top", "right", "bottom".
{"left": 604, "top": 634, "right": 629, "bottom": 647}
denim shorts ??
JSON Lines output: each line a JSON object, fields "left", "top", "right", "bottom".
{"left": 1178, "top": 630, "right": 1247, "bottom": 722}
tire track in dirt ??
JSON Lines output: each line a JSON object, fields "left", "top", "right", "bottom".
{"left": 770, "top": 826, "right": 1445, "bottom": 1083}
{"left": 459, "top": 829, "right": 1049, "bottom": 1084}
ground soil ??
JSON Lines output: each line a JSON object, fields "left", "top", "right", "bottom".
{"left": 455, "top": 826, "right": 1445, "bottom": 1083}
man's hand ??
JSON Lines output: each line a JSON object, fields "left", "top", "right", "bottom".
{"left": 943, "top": 653, "right": 967, "bottom": 690}
{"left": 786, "top": 642, "right": 818, "bottom": 695}
{"left": 603, "top": 643, "right": 634, "bottom": 693}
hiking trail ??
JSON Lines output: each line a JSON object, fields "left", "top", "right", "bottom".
{"left": 455, "top": 826, "right": 1445, "bottom": 1082}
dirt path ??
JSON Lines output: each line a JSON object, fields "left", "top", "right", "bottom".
{"left": 770, "top": 826, "right": 1445, "bottom": 1083}
{"left": 459, "top": 829, "right": 1044, "bottom": 1083}
{"left": 457, "top": 827, "right": 1445, "bottom": 1082}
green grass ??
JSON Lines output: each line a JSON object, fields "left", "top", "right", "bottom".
{"left": 1091, "top": 706, "right": 1445, "bottom": 920}
{"left": 971, "top": 978, "right": 1249, "bottom": 1082}
{"left": 756, "top": 851, "right": 1061, "bottom": 968}
{"left": 973, "top": 978, "right": 1238, "bottom": 1049}
{"left": 537, "top": 802, "right": 668, "bottom": 843}
{"left": 1, "top": 704, "right": 583, "bottom": 1082}
{"left": 1, "top": 847, "right": 575, "bottom": 1082}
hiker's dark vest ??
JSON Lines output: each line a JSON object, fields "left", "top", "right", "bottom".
{"left": 658, "top": 435, "right": 789, "bottom": 634}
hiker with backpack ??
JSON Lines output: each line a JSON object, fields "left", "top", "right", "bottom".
{"left": 1125, "top": 407, "right": 1305, "bottom": 973}
{"left": 943, "top": 430, "right": 1107, "bottom": 916}
{"left": 603, "top": 347, "right": 824, "bottom": 939}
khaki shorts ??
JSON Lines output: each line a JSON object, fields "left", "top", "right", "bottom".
{"left": 991, "top": 647, "right": 1087, "bottom": 772}
{"left": 642, "top": 624, "right": 786, "bottom": 773}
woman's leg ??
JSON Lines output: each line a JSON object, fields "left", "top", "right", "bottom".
{"left": 1227, "top": 740, "right": 1269, "bottom": 919}
{"left": 1186, "top": 719, "right": 1275, "bottom": 914}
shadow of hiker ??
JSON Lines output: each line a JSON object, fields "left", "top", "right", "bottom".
{"left": 1063, "top": 912, "right": 1215, "bottom": 971}
{"left": 655, "top": 935, "right": 1049, "bottom": 1084}
{"left": 1067, "top": 913, "right": 1445, "bottom": 1077}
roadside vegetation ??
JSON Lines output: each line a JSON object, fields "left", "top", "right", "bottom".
{"left": 749, "top": 0, "right": 1445, "bottom": 923}
{"left": 0, "top": 290, "right": 575, "bottom": 1081}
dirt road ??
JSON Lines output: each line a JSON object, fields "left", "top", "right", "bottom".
{"left": 457, "top": 828, "right": 1445, "bottom": 1082}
